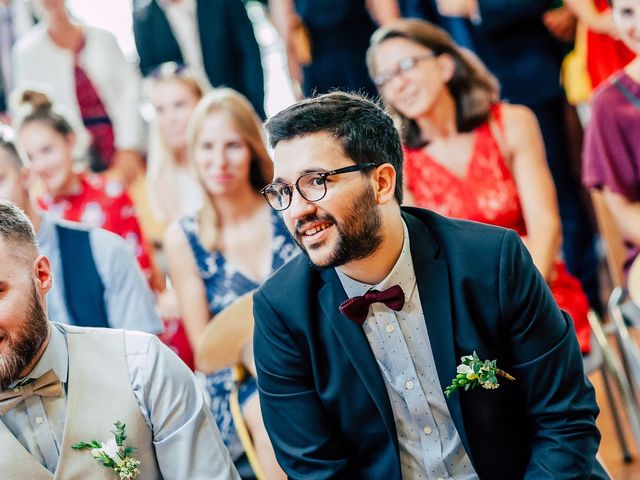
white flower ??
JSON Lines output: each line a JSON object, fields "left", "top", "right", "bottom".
{"left": 102, "top": 437, "right": 123, "bottom": 465}
{"left": 457, "top": 364, "right": 472, "bottom": 375}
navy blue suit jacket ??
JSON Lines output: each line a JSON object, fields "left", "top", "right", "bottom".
{"left": 253, "top": 208, "right": 606, "bottom": 479}
{"left": 133, "top": 0, "right": 265, "bottom": 118}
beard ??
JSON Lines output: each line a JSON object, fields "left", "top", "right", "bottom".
{"left": 0, "top": 283, "right": 49, "bottom": 390}
{"left": 293, "top": 182, "right": 383, "bottom": 269}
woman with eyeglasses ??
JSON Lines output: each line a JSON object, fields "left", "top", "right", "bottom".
{"left": 164, "top": 88, "right": 295, "bottom": 478}
{"left": 367, "top": 19, "right": 591, "bottom": 353}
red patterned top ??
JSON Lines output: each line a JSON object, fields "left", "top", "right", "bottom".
{"left": 403, "top": 104, "right": 591, "bottom": 352}
{"left": 404, "top": 111, "right": 526, "bottom": 236}
{"left": 37, "top": 173, "right": 152, "bottom": 281}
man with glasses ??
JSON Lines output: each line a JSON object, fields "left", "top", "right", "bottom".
{"left": 254, "top": 91, "right": 606, "bottom": 479}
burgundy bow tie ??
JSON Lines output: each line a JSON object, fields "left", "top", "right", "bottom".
{"left": 339, "top": 285, "right": 405, "bottom": 325}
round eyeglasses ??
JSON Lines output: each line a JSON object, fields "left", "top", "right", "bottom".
{"left": 372, "top": 54, "right": 435, "bottom": 89}
{"left": 260, "top": 163, "right": 376, "bottom": 211}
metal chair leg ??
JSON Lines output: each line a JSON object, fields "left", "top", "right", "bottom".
{"left": 589, "top": 309, "right": 640, "bottom": 456}
{"left": 599, "top": 364, "right": 633, "bottom": 463}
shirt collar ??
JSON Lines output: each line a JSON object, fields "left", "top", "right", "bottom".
{"left": 337, "top": 220, "right": 416, "bottom": 303}
{"left": 36, "top": 213, "right": 55, "bottom": 247}
{"left": 7, "top": 323, "right": 69, "bottom": 389}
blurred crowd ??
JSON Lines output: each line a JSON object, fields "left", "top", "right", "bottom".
{"left": 0, "top": 0, "right": 638, "bottom": 477}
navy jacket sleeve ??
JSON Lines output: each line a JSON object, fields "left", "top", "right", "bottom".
{"left": 498, "top": 229, "right": 602, "bottom": 478}
{"left": 253, "top": 290, "right": 351, "bottom": 479}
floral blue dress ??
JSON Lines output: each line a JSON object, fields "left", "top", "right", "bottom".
{"left": 180, "top": 209, "right": 298, "bottom": 460}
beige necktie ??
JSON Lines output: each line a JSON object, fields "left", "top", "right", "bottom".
{"left": 0, "top": 369, "right": 63, "bottom": 415}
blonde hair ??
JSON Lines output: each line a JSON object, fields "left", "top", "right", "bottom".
{"left": 187, "top": 88, "right": 273, "bottom": 251}
{"left": 367, "top": 19, "right": 500, "bottom": 148}
{"left": 146, "top": 63, "right": 210, "bottom": 223}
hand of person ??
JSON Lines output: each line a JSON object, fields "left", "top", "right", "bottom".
{"left": 543, "top": 6, "right": 577, "bottom": 43}
{"left": 435, "top": 0, "right": 478, "bottom": 19}
{"left": 108, "top": 150, "right": 146, "bottom": 187}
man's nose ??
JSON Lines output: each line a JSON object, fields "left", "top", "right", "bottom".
{"left": 287, "top": 187, "right": 316, "bottom": 221}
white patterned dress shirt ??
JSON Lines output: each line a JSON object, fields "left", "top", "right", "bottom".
{"left": 337, "top": 221, "right": 478, "bottom": 480}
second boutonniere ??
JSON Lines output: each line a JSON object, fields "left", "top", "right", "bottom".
{"left": 72, "top": 421, "right": 141, "bottom": 479}
{"left": 445, "top": 351, "right": 515, "bottom": 398}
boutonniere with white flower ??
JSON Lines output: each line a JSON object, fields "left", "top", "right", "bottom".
{"left": 72, "top": 421, "right": 141, "bottom": 479}
{"left": 445, "top": 351, "right": 515, "bottom": 398}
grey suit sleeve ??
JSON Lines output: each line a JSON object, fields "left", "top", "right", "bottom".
{"left": 125, "top": 334, "right": 240, "bottom": 479}
{"left": 90, "top": 228, "right": 163, "bottom": 334}
{"left": 497, "top": 229, "right": 603, "bottom": 479}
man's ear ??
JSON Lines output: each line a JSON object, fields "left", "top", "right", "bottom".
{"left": 33, "top": 255, "right": 52, "bottom": 295}
{"left": 372, "top": 163, "right": 397, "bottom": 206}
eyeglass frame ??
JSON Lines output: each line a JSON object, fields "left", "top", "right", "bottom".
{"left": 372, "top": 53, "right": 436, "bottom": 89}
{"left": 260, "top": 162, "right": 377, "bottom": 211}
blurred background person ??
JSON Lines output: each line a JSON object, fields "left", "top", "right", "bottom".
{"left": 146, "top": 62, "right": 207, "bottom": 238}
{"left": 583, "top": 0, "right": 640, "bottom": 278}
{"left": 0, "top": 126, "right": 162, "bottom": 333}
{"left": 398, "top": 0, "right": 603, "bottom": 315}
{"left": 133, "top": 0, "right": 266, "bottom": 119}
{"left": 564, "top": 0, "right": 636, "bottom": 90}
{"left": 368, "top": 19, "right": 591, "bottom": 352}
{"left": 13, "top": 89, "right": 157, "bottom": 287}
{"left": 12, "top": 0, "right": 145, "bottom": 184}
{"left": 269, "top": 0, "right": 400, "bottom": 99}
{"left": 0, "top": 0, "right": 34, "bottom": 120}
{"left": 164, "top": 88, "right": 297, "bottom": 478}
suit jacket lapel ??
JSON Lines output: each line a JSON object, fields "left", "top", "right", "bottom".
{"left": 319, "top": 268, "right": 399, "bottom": 451}
{"left": 403, "top": 211, "right": 473, "bottom": 460}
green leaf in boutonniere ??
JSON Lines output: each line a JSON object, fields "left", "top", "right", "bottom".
{"left": 445, "top": 351, "right": 515, "bottom": 398}
{"left": 72, "top": 421, "right": 141, "bottom": 479}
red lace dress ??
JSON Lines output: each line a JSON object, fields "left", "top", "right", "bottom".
{"left": 37, "top": 173, "right": 153, "bottom": 282}
{"left": 403, "top": 106, "right": 591, "bottom": 353}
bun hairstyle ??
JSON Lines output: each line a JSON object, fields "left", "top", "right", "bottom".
{"left": 14, "top": 89, "right": 74, "bottom": 137}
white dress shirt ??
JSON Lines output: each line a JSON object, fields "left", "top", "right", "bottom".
{"left": 37, "top": 214, "right": 162, "bottom": 334}
{"left": 0, "top": 323, "right": 240, "bottom": 479}
{"left": 337, "top": 221, "right": 478, "bottom": 480}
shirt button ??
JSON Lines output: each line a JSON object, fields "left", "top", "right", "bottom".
{"left": 35, "top": 416, "right": 43, "bottom": 425}
{"left": 405, "top": 380, "right": 414, "bottom": 390}
{"left": 423, "top": 426, "right": 432, "bottom": 435}
{"left": 385, "top": 323, "right": 394, "bottom": 333}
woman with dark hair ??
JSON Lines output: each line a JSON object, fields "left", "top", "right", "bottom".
{"left": 368, "top": 19, "right": 591, "bottom": 352}
{"left": 15, "top": 89, "right": 155, "bottom": 285}
{"left": 164, "top": 88, "right": 295, "bottom": 478}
